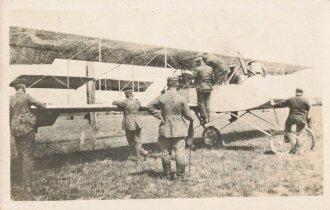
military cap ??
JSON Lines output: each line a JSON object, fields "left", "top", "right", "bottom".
{"left": 195, "top": 56, "right": 203, "bottom": 62}
{"left": 247, "top": 60, "right": 255, "bottom": 65}
{"left": 10, "top": 78, "right": 26, "bottom": 87}
{"left": 296, "top": 87, "right": 303, "bottom": 95}
{"left": 125, "top": 89, "right": 133, "bottom": 96}
{"left": 167, "top": 76, "right": 179, "bottom": 82}
{"left": 229, "top": 64, "right": 236, "bottom": 68}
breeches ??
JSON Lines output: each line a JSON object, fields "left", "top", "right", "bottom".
{"left": 159, "top": 137, "right": 186, "bottom": 167}
{"left": 197, "top": 91, "right": 211, "bottom": 119}
{"left": 125, "top": 129, "right": 143, "bottom": 156}
{"left": 14, "top": 131, "right": 35, "bottom": 185}
{"left": 285, "top": 119, "right": 305, "bottom": 134}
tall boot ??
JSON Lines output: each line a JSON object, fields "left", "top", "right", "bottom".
{"left": 162, "top": 161, "right": 171, "bottom": 180}
{"left": 176, "top": 164, "right": 187, "bottom": 182}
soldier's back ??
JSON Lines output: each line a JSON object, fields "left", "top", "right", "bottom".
{"left": 196, "top": 64, "right": 213, "bottom": 79}
{"left": 195, "top": 64, "right": 213, "bottom": 91}
{"left": 288, "top": 96, "right": 310, "bottom": 116}
{"left": 158, "top": 91, "right": 187, "bottom": 116}
{"left": 10, "top": 93, "right": 32, "bottom": 118}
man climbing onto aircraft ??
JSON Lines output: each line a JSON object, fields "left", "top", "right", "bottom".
{"left": 272, "top": 88, "right": 311, "bottom": 154}
{"left": 194, "top": 56, "right": 215, "bottom": 124}
{"left": 227, "top": 64, "right": 242, "bottom": 123}
{"left": 113, "top": 90, "right": 148, "bottom": 161}
{"left": 147, "top": 76, "right": 194, "bottom": 181}
{"left": 10, "top": 78, "right": 46, "bottom": 189}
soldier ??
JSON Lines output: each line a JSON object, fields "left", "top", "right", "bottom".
{"left": 113, "top": 90, "right": 148, "bottom": 160}
{"left": 227, "top": 64, "right": 241, "bottom": 85}
{"left": 227, "top": 64, "right": 242, "bottom": 123}
{"left": 272, "top": 88, "right": 311, "bottom": 154}
{"left": 147, "top": 76, "right": 194, "bottom": 181}
{"left": 9, "top": 78, "right": 46, "bottom": 187}
{"left": 194, "top": 56, "right": 215, "bottom": 124}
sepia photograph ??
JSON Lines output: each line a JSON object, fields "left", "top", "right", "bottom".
{"left": 1, "top": 0, "right": 330, "bottom": 209}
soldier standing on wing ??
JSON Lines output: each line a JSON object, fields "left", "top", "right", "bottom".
{"left": 147, "top": 76, "right": 194, "bottom": 181}
{"left": 10, "top": 78, "right": 46, "bottom": 188}
{"left": 193, "top": 56, "right": 215, "bottom": 124}
{"left": 113, "top": 90, "right": 148, "bottom": 161}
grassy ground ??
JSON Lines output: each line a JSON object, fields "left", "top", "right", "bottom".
{"left": 10, "top": 107, "right": 323, "bottom": 200}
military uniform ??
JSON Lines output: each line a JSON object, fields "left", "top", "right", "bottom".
{"left": 274, "top": 95, "right": 311, "bottom": 134}
{"left": 10, "top": 88, "right": 46, "bottom": 186}
{"left": 194, "top": 58, "right": 215, "bottom": 123}
{"left": 147, "top": 79, "right": 193, "bottom": 180}
{"left": 113, "top": 92, "right": 147, "bottom": 158}
{"left": 227, "top": 68, "right": 241, "bottom": 85}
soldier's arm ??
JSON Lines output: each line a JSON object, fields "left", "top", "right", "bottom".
{"left": 273, "top": 99, "right": 289, "bottom": 108}
{"left": 211, "top": 69, "right": 215, "bottom": 85}
{"left": 28, "top": 95, "right": 46, "bottom": 109}
{"left": 182, "top": 99, "right": 194, "bottom": 122}
{"left": 112, "top": 100, "right": 125, "bottom": 108}
{"left": 194, "top": 68, "right": 201, "bottom": 84}
{"left": 145, "top": 97, "right": 163, "bottom": 121}
{"left": 137, "top": 99, "right": 146, "bottom": 111}
{"left": 306, "top": 99, "right": 311, "bottom": 111}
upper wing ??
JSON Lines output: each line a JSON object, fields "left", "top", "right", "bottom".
{"left": 10, "top": 26, "right": 304, "bottom": 74}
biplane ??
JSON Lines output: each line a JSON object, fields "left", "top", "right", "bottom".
{"left": 9, "top": 26, "right": 322, "bottom": 154}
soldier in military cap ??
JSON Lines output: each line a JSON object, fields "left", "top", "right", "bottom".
{"left": 194, "top": 56, "right": 215, "bottom": 124}
{"left": 272, "top": 88, "right": 311, "bottom": 154}
{"left": 113, "top": 89, "right": 148, "bottom": 160}
{"left": 147, "top": 76, "right": 194, "bottom": 181}
{"left": 10, "top": 78, "right": 46, "bottom": 187}
{"left": 227, "top": 64, "right": 241, "bottom": 85}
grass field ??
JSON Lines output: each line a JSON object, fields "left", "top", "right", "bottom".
{"left": 10, "top": 106, "right": 323, "bottom": 200}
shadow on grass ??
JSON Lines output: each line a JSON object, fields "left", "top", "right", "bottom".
{"left": 129, "top": 169, "right": 164, "bottom": 179}
{"left": 224, "top": 145, "right": 256, "bottom": 151}
{"left": 11, "top": 142, "right": 161, "bottom": 173}
{"left": 193, "top": 130, "right": 272, "bottom": 151}
{"left": 264, "top": 150, "right": 276, "bottom": 155}
{"left": 222, "top": 130, "right": 271, "bottom": 144}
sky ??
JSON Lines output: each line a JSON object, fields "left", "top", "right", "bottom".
{"left": 7, "top": 0, "right": 330, "bottom": 67}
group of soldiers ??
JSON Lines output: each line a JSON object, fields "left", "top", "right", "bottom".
{"left": 10, "top": 55, "right": 311, "bottom": 187}
{"left": 112, "top": 76, "right": 194, "bottom": 181}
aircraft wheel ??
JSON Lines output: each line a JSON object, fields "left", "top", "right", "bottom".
{"left": 202, "top": 126, "right": 223, "bottom": 148}
{"left": 290, "top": 128, "right": 315, "bottom": 153}
{"left": 269, "top": 131, "right": 293, "bottom": 154}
